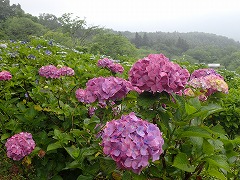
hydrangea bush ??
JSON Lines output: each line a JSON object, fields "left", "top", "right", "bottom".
{"left": 0, "top": 38, "right": 239, "bottom": 179}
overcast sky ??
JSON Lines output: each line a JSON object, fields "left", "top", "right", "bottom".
{"left": 10, "top": 0, "right": 240, "bottom": 41}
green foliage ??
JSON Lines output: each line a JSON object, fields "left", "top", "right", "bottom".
{"left": 1, "top": 37, "right": 240, "bottom": 179}
{"left": 90, "top": 33, "right": 138, "bottom": 60}
{"left": 3, "top": 17, "right": 46, "bottom": 40}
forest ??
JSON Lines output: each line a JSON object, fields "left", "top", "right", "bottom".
{"left": 1, "top": 0, "right": 240, "bottom": 71}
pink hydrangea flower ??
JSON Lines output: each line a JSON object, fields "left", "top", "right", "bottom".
{"left": 0, "top": 71, "right": 12, "bottom": 81}
{"left": 129, "top": 54, "right": 190, "bottom": 94}
{"left": 58, "top": 66, "right": 75, "bottom": 76}
{"left": 101, "top": 112, "right": 164, "bottom": 174}
{"left": 39, "top": 65, "right": 75, "bottom": 78}
{"left": 98, "top": 58, "right": 124, "bottom": 74}
{"left": 38, "top": 65, "right": 61, "bottom": 79}
{"left": 75, "top": 77, "right": 141, "bottom": 107}
{"left": 5, "top": 132, "right": 36, "bottom": 161}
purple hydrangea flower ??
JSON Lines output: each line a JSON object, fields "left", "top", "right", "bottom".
{"left": 0, "top": 71, "right": 12, "bottom": 81}
{"left": 98, "top": 58, "right": 124, "bottom": 74}
{"left": 75, "top": 77, "right": 141, "bottom": 107}
{"left": 5, "top": 132, "right": 36, "bottom": 161}
{"left": 38, "top": 65, "right": 61, "bottom": 79}
{"left": 45, "top": 50, "right": 52, "bottom": 55}
{"left": 128, "top": 54, "right": 190, "bottom": 94}
{"left": 101, "top": 112, "right": 164, "bottom": 174}
{"left": 190, "top": 68, "right": 223, "bottom": 80}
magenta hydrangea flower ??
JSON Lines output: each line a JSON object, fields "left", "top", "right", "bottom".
{"left": 129, "top": 54, "right": 190, "bottom": 94}
{"left": 76, "top": 77, "right": 141, "bottom": 107}
{"left": 5, "top": 132, "right": 36, "bottom": 161}
{"left": 58, "top": 66, "right": 75, "bottom": 76}
{"left": 101, "top": 112, "right": 164, "bottom": 174}
{"left": 0, "top": 71, "right": 12, "bottom": 81}
{"left": 38, "top": 65, "right": 61, "bottom": 79}
{"left": 98, "top": 58, "right": 124, "bottom": 74}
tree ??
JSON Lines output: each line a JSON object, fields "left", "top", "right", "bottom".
{"left": 0, "top": 0, "right": 13, "bottom": 21}
{"left": 142, "top": 32, "right": 150, "bottom": 47}
{"left": 176, "top": 37, "right": 190, "bottom": 53}
{"left": 132, "top": 32, "right": 142, "bottom": 48}
{"left": 4, "top": 17, "right": 46, "bottom": 40}
{"left": 58, "top": 13, "right": 99, "bottom": 46}
{"left": 0, "top": 0, "right": 24, "bottom": 21}
{"left": 90, "top": 33, "right": 138, "bottom": 59}
{"left": 38, "top": 13, "right": 61, "bottom": 30}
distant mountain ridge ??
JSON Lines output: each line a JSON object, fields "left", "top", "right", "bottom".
{"left": 117, "top": 30, "right": 240, "bottom": 49}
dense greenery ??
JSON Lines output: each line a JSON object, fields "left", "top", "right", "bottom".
{"left": 1, "top": 36, "right": 240, "bottom": 180}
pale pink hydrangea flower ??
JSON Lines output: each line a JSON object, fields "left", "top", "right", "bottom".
{"left": 75, "top": 77, "right": 141, "bottom": 107}
{"left": 186, "top": 69, "right": 228, "bottom": 100}
{"left": 5, "top": 132, "right": 36, "bottom": 161}
{"left": 0, "top": 71, "right": 12, "bottom": 81}
{"left": 101, "top": 112, "right": 164, "bottom": 174}
{"left": 98, "top": 58, "right": 124, "bottom": 74}
{"left": 129, "top": 54, "right": 190, "bottom": 94}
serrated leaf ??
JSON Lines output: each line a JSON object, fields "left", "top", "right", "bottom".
{"left": 173, "top": 152, "right": 195, "bottom": 172}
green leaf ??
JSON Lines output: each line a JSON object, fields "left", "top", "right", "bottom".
{"left": 77, "top": 175, "right": 93, "bottom": 180}
{"left": 180, "top": 126, "right": 212, "bottom": 139}
{"left": 64, "top": 146, "right": 80, "bottom": 159}
{"left": 185, "top": 103, "right": 197, "bottom": 115}
{"left": 173, "top": 152, "right": 195, "bottom": 172}
{"left": 47, "top": 141, "right": 62, "bottom": 152}
{"left": 208, "top": 169, "right": 227, "bottom": 180}
{"left": 1, "top": 133, "right": 10, "bottom": 141}
{"left": 206, "top": 155, "right": 230, "bottom": 172}
{"left": 137, "top": 91, "right": 160, "bottom": 108}
{"left": 99, "top": 157, "right": 116, "bottom": 174}
{"left": 203, "top": 139, "right": 214, "bottom": 155}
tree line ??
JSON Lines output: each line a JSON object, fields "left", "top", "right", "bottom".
{"left": 1, "top": 0, "right": 240, "bottom": 71}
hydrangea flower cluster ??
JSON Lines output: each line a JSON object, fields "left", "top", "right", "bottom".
{"left": 76, "top": 77, "right": 141, "bottom": 107}
{"left": 0, "top": 70, "right": 12, "bottom": 81}
{"left": 5, "top": 132, "right": 36, "bottom": 161}
{"left": 101, "top": 112, "right": 164, "bottom": 174}
{"left": 39, "top": 65, "right": 74, "bottom": 78}
{"left": 186, "top": 69, "right": 228, "bottom": 100}
{"left": 190, "top": 68, "right": 223, "bottom": 80}
{"left": 128, "top": 54, "right": 190, "bottom": 94}
{"left": 98, "top": 58, "right": 124, "bottom": 74}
